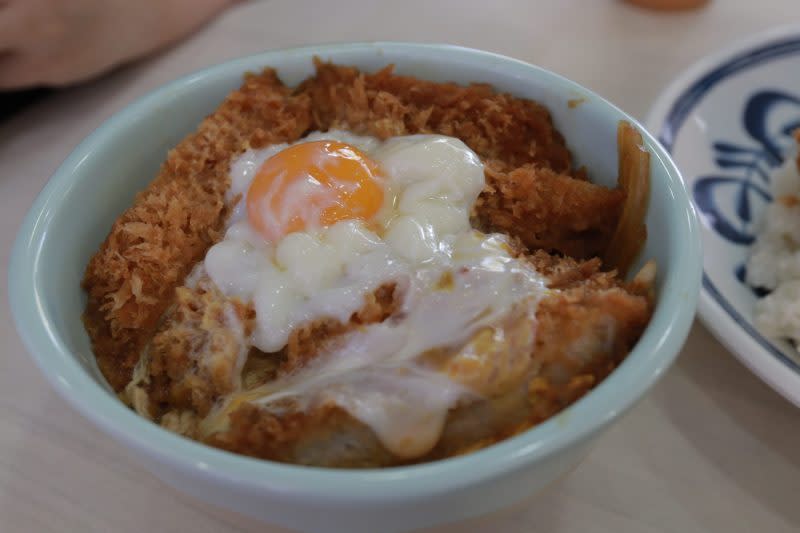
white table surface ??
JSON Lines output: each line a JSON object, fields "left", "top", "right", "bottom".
{"left": 2, "top": 1, "right": 799, "bottom": 532}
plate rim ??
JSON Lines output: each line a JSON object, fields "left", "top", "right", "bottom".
{"left": 646, "top": 24, "right": 800, "bottom": 407}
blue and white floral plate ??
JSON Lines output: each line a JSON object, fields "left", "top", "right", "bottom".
{"left": 647, "top": 25, "right": 800, "bottom": 406}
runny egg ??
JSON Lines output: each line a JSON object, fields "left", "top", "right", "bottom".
{"left": 202, "top": 130, "right": 547, "bottom": 457}
{"left": 245, "top": 140, "right": 384, "bottom": 243}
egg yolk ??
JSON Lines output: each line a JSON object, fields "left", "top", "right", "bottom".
{"left": 246, "top": 141, "right": 384, "bottom": 242}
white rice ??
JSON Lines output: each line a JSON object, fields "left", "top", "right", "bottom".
{"left": 745, "top": 144, "right": 800, "bottom": 344}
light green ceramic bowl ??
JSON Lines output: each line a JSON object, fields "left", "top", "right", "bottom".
{"left": 8, "top": 43, "right": 701, "bottom": 533}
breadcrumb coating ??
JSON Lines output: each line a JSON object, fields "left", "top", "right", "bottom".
{"left": 475, "top": 162, "right": 624, "bottom": 258}
{"left": 144, "top": 277, "right": 253, "bottom": 418}
{"left": 300, "top": 60, "right": 572, "bottom": 173}
{"left": 83, "top": 70, "right": 311, "bottom": 390}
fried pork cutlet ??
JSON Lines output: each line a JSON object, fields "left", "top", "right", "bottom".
{"left": 475, "top": 163, "right": 624, "bottom": 259}
{"left": 131, "top": 281, "right": 400, "bottom": 422}
{"left": 205, "top": 257, "right": 651, "bottom": 468}
{"left": 83, "top": 60, "right": 654, "bottom": 468}
{"left": 299, "top": 60, "right": 572, "bottom": 173}
{"left": 83, "top": 70, "right": 311, "bottom": 391}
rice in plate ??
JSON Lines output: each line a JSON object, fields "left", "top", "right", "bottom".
{"left": 82, "top": 60, "right": 655, "bottom": 468}
{"left": 746, "top": 131, "right": 800, "bottom": 344}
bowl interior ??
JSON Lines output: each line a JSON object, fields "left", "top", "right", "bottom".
{"left": 10, "top": 43, "right": 700, "bottom": 492}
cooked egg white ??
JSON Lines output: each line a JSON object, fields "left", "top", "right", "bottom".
{"left": 200, "top": 131, "right": 547, "bottom": 457}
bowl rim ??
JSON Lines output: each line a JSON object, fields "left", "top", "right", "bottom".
{"left": 644, "top": 24, "right": 800, "bottom": 407}
{"left": 8, "top": 41, "right": 701, "bottom": 500}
